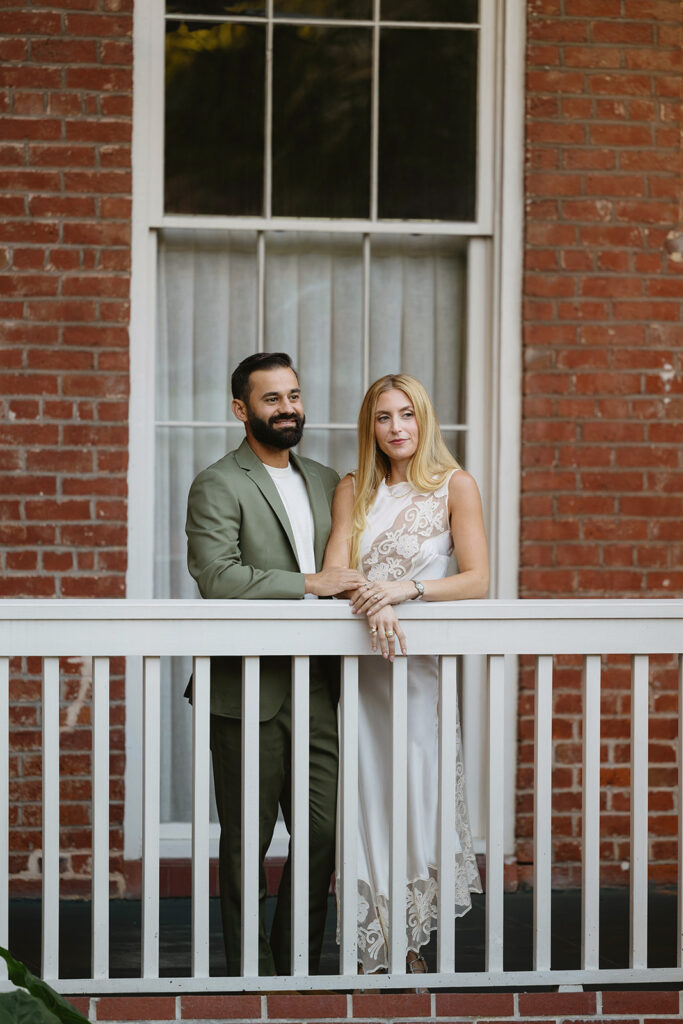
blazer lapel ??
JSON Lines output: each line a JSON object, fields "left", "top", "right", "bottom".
{"left": 235, "top": 438, "right": 299, "bottom": 566}
{"left": 291, "top": 451, "right": 329, "bottom": 570}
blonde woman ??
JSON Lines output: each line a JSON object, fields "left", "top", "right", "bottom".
{"left": 324, "top": 374, "right": 489, "bottom": 978}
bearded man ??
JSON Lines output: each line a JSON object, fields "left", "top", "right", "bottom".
{"left": 186, "top": 351, "right": 363, "bottom": 976}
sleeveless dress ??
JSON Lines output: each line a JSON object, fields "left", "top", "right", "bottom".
{"left": 336, "top": 471, "right": 482, "bottom": 974}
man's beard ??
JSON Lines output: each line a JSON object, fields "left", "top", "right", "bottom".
{"left": 246, "top": 407, "right": 305, "bottom": 449}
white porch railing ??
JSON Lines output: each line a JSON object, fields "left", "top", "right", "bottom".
{"left": 1, "top": 598, "right": 683, "bottom": 993}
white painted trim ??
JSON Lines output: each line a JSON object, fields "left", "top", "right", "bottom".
{"left": 15, "top": 966, "right": 683, "bottom": 995}
{"left": 492, "top": 0, "right": 526, "bottom": 857}
{"left": 125, "top": 1, "right": 527, "bottom": 865}
{"left": 158, "top": 820, "right": 290, "bottom": 861}
{"left": 156, "top": 215, "right": 490, "bottom": 235}
{"left": 124, "top": 0, "right": 165, "bottom": 862}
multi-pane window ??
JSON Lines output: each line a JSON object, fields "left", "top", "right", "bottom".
{"left": 154, "top": 1, "right": 491, "bottom": 825}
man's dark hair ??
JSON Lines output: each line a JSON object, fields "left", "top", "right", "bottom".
{"left": 231, "top": 352, "right": 298, "bottom": 403}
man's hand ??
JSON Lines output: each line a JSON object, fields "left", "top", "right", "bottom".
{"left": 305, "top": 567, "right": 366, "bottom": 597}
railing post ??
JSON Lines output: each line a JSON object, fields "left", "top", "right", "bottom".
{"left": 192, "top": 656, "right": 211, "bottom": 978}
{"left": 142, "top": 655, "right": 161, "bottom": 979}
{"left": 0, "top": 657, "right": 8, "bottom": 979}
{"left": 339, "top": 656, "right": 359, "bottom": 976}
{"left": 291, "top": 656, "right": 310, "bottom": 976}
{"left": 42, "top": 657, "right": 60, "bottom": 981}
{"left": 486, "top": 654, "right": 505, "bottom": 974}
{"left": 241, "top": 657, "right": 260, "bottom": 977}
{"left": 630, "top": 654, "right": 649, "bottom": 969}
{"left": 533, "top": 655, "right": 553, "bottom": 972}
{"left": 389, "top": 657, "right": 408, "bottom": 975}
{"left": 437, "top": 656, "right": 457, "bottom": 974}
{"left": 92, "top": 657, "right": 110, "bottom": 979}
{"left": 582, "top": 655, "right": 601, "bottom": 970}
{"left": 678, "top": 654, "right": 683, "bottom": 969}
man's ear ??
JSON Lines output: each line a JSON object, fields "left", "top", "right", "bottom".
{"left": 232, "top": 397, "right": 248, "bottom": 423}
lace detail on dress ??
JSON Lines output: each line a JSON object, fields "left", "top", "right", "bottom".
{"left": 338, "top": 701, "right": 482, "bottom": 974}
{"left": 362, "top": 484, "right": 453, "bottom": 582}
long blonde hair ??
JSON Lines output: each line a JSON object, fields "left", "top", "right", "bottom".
{"left": 349, "top": 374, "right": 459, "bottom": 570}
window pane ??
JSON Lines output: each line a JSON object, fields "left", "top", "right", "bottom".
{"left": 166, "top": 1, "right": 266, "bottom": 13}
{"left": 165, "top": 21, "right": 265, "bottom": 214}
{"left": 378, "top": 28, "right": 477, "bottom": 221}
{"left": 381, "top": 0, "right": 478, "bottom": 21}
{"left": 264, "top": 233, "right": 364, "bottom": 422}
{"left": 298, "top": 429, "right": 357, "bottom": 477}
{"left": 274, "top": 0, "right": 371, "bottom": 17}
{"left": 156, "top": 231, "right": 258, "bottom": 422}
{"left": 369, "top": 235, "right": 467, "bottom": 426}
{"left": 272, "top": 26, "right": 371, "bottom": 218}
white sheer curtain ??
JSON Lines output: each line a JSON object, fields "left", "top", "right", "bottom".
{"left": 155, "top": 230, "right": 467, "bottom": 822}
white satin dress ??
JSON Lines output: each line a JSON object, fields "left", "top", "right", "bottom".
{"left": 336, "top": 471, "right": 482, "bottom": 974}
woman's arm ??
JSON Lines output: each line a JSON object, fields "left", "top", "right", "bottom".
{"left": 322, "top": 473, "right": 356, "bottom": 569}
{"left": 350, "top": 470, "right": 489, "bottom": 614}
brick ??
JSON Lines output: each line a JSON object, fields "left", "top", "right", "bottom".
{"left": 96, "top": 996, "right": 176, "bottom": 1021}
{"left": 180, "top": 995, "right": 261, "bottom": 1019}
{"left": 352, "top": 992, "right": 430, "bottom": 1017}
{"left": 267, "top": 994, "right": 348, "bottom": 1019}
{"left": 436, "top": 993, "right": 515, "bottom": 1016}
{"left": 603, "top": 991, "right": 679, "bottom": 1014}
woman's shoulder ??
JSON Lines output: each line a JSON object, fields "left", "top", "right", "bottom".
{"left": 333, "top": 472, "right": 356, "bottom": 505}
{"left": 447, "top": 468, "right": 481, "bottom": 506}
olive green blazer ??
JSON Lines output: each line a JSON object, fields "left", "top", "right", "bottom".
{"left": 186, "top": 438, "right": 340, "bottom": 720}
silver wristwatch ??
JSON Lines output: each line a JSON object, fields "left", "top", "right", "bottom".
{"left": 411, "top": 579, "right": 424, "bottom": 600}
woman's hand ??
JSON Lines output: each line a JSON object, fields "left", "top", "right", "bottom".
{"left": 350, "top": 578, "right": 417, "bottom": 616}
{"left": 367, "top": 607, "right": 407, "bottom": 661}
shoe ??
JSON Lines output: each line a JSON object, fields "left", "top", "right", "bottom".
{"left": 406, "top": 952, "right": 429, "bottom": 995}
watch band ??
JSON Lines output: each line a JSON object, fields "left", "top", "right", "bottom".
{"left": 411, "top": 579, "right": 424, "bottom": 600}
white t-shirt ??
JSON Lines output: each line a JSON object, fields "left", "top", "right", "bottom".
{"left": 263, "top": 462, "right": 317, "bottom": 596}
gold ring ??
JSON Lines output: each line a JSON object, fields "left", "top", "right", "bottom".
{"left": 385, "top": 630, "right": 395, "bottom": 638}
{"left": 369, "top": 626, "right": 378, "bottom": 634}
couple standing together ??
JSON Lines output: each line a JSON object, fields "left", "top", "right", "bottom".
{"left": 186, "top": 352, "right": 489, "bottom": 978}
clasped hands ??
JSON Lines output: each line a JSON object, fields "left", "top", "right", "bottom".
{"left": 350, "top": 579, "right": 413, "bottom": 661}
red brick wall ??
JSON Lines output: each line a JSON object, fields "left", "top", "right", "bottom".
{"left": 1, "top": 0, "right": 132, "bottom": 893}
{"left": 521, "top": 0, "right": 683, "bottom": 885}
{"left": 63, "top": 988, "right": 683, "bottom": 1023}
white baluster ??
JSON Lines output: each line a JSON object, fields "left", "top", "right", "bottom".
{"left": 533, "top": 655, "right": 553, "bottom": 972}
{"left": 486, "top": 655, "right": 505, "bottom": 973}
{"left": 437, "top": 656, "right": 457, "bottom": 974}
{"left": 42, "top": 658, "right": 60, "bottom": 980}
{"left": 630, "top": 654, "right": 649, "bottom": 969}
{"left": 291, "top": 656, "right": 309, "bottom": 976}
{"left": 389, "top": 657, "right": 408, "bottom": 975}
{"left": 92, "top": 657, "right": 110, "bottom": 979}
{"left": 582, "top": 654, "right": 601, "bottom": 970}
{"left": 339, "top": 656, "right": 359, "bottom": 976}
{"left": 0, "top": 657, "right": 8, "bottom": 979}
{"left": 241, "top": 657, "right": 260, "bottom": 977}
{"left": 192, "top": 656, "right": 211, "bottom": 978}
{"left": 142, "top": 656, "right": 161, "bottom": 979}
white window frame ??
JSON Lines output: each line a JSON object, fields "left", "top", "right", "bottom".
{"left": 125, "top": 0, "right": 525, "bottom": 862}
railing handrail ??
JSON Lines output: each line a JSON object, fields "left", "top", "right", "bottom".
{"left": 1, "top": 596, "right": 682, "bottom": 619}
{"left": 1, "top": 598, "right": 681, "bottom": 657}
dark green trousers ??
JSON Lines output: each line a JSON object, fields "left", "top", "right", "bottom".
{"left": 210, "top": 676, "right": 338, "bottom": 976}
